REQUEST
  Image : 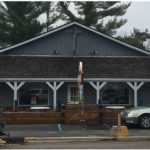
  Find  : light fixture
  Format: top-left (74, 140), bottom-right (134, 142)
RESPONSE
top-left (53, 50), bottom-right (58, 55)
top-left (91, 50), bottom-right (98, 55)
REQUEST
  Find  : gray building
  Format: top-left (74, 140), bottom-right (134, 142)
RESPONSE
top-left (0, 22), bottom-right (150, 110)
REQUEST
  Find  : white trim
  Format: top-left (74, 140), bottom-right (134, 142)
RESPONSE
top-left (17, 82), bottom-right (25, 90)
top-left (89, 82), bottom-right (107, 104)
top-left (137, 82), bottom-right (144, 90)
top-left (126, 82), bottom-right (144, 107)
top-left (99, 82), bottom-right (107, 90)
top-left (46, 82), bottom-right (54, 90)
top-left (0, 22), bottom-right (76, 53)
top-left (127, 82), bottom-right (144, 91)
top-left (56, 82), bottom-right (64, 90)
top-left (89, 82), bottom-right (97, 90)
top-left (127, 82), bottom-right (135, 90)
top-left (67, 84), bottom-right (79, 104)
top-left (6, 81), bottom-right (25, 91)
top-left (86, 78), bottom-right (150, 82)
top-left (1, 78), bottom-right (150, 82)
top-left (89, 82), bottom-right (107, 90)
top-left (48, 86), bottom-right (50, 106)
top-left (6, 82), bottom-right (25, 108)
top-left (75, 22), bottom-right (150, 56)
top-left (6, 82), bottom-right (15, 90)
top-left (46, 82), bottom-right (64, 111)
top-left (0, 22), bottom-right (150, 55)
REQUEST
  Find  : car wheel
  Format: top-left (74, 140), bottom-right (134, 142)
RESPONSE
top-left (139, 114), bottom-right (150, 129)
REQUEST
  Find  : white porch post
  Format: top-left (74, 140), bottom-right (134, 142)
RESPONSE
top-left (6, 82), bottom-right (25, 108)
top-left (46, 81), bottom-right (64, 111)
top-left (89, 82), bottom-right (107, 104)
top-left (127, 82), bottom-right (144, 107)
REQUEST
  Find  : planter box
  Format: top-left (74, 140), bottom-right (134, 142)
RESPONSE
top-left (3, 112), bottom-right (62, 124)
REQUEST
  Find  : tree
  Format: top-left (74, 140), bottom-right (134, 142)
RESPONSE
top-left (143, 39), bottom-right (150, 51)
top-left (59, 1), bottom-right (130, 35)
top-left (117, 28), bottom-right (150, 50)
top-left (40, 2), bottom-right (61, 32)
top-left (0, 2), bottom-right (44, 46)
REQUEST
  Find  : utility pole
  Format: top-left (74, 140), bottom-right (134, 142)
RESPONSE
top-left (78, 62), bottom-right (86, 129)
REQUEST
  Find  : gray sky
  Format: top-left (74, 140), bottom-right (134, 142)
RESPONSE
top-left (29, 1), bottom-right (150, 36)
top-left (55, 1), bottom-right (150, 36)
top-left (117, 2), bottom-right (150, 36)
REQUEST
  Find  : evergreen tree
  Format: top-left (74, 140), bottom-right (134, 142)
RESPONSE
top-left (0, 2), bottom-right (44, 47)
top-left (41, 2), bottom-right (61, 32)
top-left (117, 28), bottom-right (150, 50)
top-left (59, 1), bottom-right (130, 36)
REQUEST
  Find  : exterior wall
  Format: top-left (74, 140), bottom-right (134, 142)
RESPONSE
top-left (0, 82), bottom-right (98, 108)
top-left (84, 83), bottom-right (96, 104)
top-left (138, 83), bottom-right (150, 106)
top-left (2, 25), bottom-right (147, 56)
top-left (57, 83), bottom-right (68, 105)
top-left (0, 83), bottom-right (13, 107)
top-left (1, 82), bottom-right (150, 108)
top-left (57, 82), bottom-right (96, 105)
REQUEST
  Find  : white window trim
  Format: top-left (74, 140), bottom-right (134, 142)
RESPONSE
top-left (67, 84), bottom-right (79, 104)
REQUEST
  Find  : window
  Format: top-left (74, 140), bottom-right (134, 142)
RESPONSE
top-left (68, 85), bottom-right (79, 104)
top-left (101, 83), bottom-right (129, 105)
top-left (19, 88), bottom-right (49, 106)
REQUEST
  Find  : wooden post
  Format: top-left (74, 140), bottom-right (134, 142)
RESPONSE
top-left (127, 82), bottom-right (144, 107)
top-left (89, 82), bottom-right (107, 104)
top-left (46, 82), bottom-right (64, 111)
top-left (6, 82), bottom-right (25, 109)
top-left (118, 112), bottom-right (121, 127)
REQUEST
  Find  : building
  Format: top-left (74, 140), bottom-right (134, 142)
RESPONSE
top-left (0, 22), bottom-right (150, 112)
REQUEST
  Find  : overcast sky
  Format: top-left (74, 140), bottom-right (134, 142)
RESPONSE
top-left (117, 1), bottom-right (150, 36)
top-left (2, 1), bottom-right (149, 37)
top-left (49, 1), bottom-right (150, 36)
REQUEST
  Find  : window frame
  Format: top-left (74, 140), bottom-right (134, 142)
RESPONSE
top-left (18, 88), bottom-right (49, 106)
top-left (67, 84), bottom-right (79, 104)
top-left (100, 83), bottom-right (131, 106)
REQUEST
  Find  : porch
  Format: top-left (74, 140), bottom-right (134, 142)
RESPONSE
top-left (2, 104), bottom-right (132, 125)
top-left (1, 79), bottom-right (148, 108)
top-left (1, 56), bottom-right (150, 124)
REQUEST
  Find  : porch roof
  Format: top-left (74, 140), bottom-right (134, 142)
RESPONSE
top-left (0, 56), bottom-right (150, 79)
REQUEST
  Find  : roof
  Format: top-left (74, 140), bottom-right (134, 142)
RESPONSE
top-left (0, 22), bottom-right (150, 56)
top-left (0, 56), bottom-right (150, 79)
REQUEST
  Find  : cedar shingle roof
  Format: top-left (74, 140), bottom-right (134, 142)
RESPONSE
top-left (0, 56), bottom-right (150, 79)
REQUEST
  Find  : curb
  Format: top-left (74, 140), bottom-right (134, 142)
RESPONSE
top-left (24, 136), bottom-right (116, 143)
top-left (117, 136), bottom-right (150, 141)
top-left (2, 136), bottom-right (150, 144)
top-left (24, 136), bottom-right (150, 143)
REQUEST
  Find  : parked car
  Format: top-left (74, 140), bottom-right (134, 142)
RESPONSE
top-left (121, 106), bottom-right (150, 129)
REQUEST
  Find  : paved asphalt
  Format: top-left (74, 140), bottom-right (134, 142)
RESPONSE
top-left (2, 123), bottom-right (150, 139)
top-left (1, 124), bottom-right (150, 149)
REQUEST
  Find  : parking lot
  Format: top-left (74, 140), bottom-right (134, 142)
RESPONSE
top-left (2, 123), bottom-right (150, 138)
top-left (0, 123), bottom-right (150, 149)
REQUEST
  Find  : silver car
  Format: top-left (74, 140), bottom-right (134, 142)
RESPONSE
top-left (121, 107), bottom-right (150, 129)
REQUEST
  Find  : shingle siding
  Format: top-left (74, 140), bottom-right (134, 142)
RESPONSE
top-left (0, 56), bottom-right (150, 79)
